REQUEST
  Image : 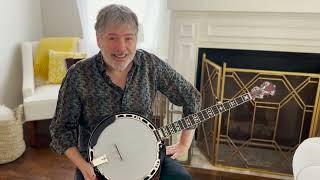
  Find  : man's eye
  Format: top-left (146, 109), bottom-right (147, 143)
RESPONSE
top-left (108, 37), bottom-right (116, 40)
top-left (126, 37), bottom-right (133, 41)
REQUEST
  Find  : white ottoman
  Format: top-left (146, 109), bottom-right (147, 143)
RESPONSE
top-left (293, 137), bottom-right (320, 180)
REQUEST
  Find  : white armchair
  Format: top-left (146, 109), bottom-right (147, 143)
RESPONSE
top-left (21, 40), bottom-right (85, 146)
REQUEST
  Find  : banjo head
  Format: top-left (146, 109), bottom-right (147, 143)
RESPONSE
top-left (88, 113), bottom-right (161, 180)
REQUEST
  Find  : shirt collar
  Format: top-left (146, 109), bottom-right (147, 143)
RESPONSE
top-left (96, 52), bottom-right (106, 75)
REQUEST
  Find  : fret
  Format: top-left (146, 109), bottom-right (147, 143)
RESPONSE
top-left (164, 126), bottom-right (171, 136)
top-left (206, 108), bottom-right (214, 118)
top-left (240, 95), bottom-right (245, 103)
top-left (161, 127), bottom-right (168, 137)
top-left (235, 96), bottom-right (243, 104)
top-left (199, 111), bottom-right (206, 121)
top-left (224, 102), bottom-right (230, 111)
top-left (223, 101), bottom-right (231, 110)
top-left (202, 110), bottom-right (210, 120)
top-left (174, 122), bottom-right (181, 131)
top-left (212, 106), bottom-right (219, 114)
top-left (211, 107), bottom-right (216, 116)
top-left (188, 116), bottom-right (196, 125)
top-left (168, 124), bottom-right (176, 134)
top-left (177, 120), bottom-right (185, 129)
top-left (230, 99), bottom-right (237, 107)
top-left (184, 117), bottom-right (192, 127)
top-left (243, 94), bottom-right (251, 101)
top-left (192, 114), bottom-right (201, 124)
top-left (180, 119), bottom-right (187, 129)
top-left (216, 104), bottom-right (225, 113)
top-left (228, 101), bottom-right (233, 109)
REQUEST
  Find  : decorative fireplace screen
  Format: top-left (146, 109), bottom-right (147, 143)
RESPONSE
top-left (197, 54), bottom-right (320, 175)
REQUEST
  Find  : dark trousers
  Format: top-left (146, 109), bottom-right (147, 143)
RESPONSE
top-left (74, 155), bottom-right (192, 180)
top-left (159, 156), bottom-right (192, 180)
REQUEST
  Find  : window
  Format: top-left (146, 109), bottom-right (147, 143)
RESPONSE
top-left (77, 0), bottom-right (169, 58)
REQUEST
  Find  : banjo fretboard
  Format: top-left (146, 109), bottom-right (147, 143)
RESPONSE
top-left (157, 93), bottom-right (253, 139)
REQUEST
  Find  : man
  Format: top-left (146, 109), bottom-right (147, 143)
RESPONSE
top-left (49, 4), bottom-right (201, 180)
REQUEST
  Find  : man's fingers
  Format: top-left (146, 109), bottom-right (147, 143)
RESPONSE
top-left (170, 153), bottom-right (177, 159)
top-left (90, 170), bottom-right (96, 179)
top-left (166, 148), bottom-right (174, 155)
top-left (166, 145), bottom-right (175, 150)
top-left (166, 146), bottom-right (176, 155)
top-left (84, 170), bottom-right (96, 180)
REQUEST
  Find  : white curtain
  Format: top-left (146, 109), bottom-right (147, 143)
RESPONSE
top-left (76, 0), bottom-right (170, 59)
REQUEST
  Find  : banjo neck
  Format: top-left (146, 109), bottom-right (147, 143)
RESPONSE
top-left (156, 93), bottom-right (253, 139)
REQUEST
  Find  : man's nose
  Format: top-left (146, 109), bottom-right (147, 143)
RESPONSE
top-left (115, 38), bottom-right (126, 51)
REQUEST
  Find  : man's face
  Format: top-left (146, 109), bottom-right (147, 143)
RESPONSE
top-left (97, 24), bottom-right (137, 72)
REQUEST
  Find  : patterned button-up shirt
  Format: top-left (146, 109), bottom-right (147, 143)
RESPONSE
top-left (49, 49), bottom-right (201, 158)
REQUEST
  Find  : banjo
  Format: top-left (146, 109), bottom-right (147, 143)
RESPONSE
top-left (88, 81), bottom-right (276, 180)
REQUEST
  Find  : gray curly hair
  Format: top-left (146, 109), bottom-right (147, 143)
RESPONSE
top-left (95, 4), bottom-right (139, 34)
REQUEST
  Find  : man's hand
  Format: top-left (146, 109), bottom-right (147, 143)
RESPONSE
top-left (166, 129), bottom-right (195, 159)
top-left (166, 142), bottom-right (189, 159)
top-left (79, 162), bottom-right (97, 180)
top-left (64, 147), bottom-right (97, 180)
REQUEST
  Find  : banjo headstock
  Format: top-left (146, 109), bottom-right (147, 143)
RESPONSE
top-left (250, 81), bottom-right (276, 100)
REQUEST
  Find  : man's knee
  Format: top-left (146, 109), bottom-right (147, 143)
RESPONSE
top-left (160, 156), bottom-right (193, 180)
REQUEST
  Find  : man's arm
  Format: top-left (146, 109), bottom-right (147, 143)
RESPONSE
top-left (49, 66), bottom-right (81, 155)
top-left (153, 55), bottom-right (201, 159)
top-left (49, 66), bottom-right (95, 179)
top-left (179, 129), bottom-right (195, 149)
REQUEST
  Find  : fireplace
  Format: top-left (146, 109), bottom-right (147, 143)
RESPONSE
top-left (167, 0), bottom-right (320, 177)
top-left (195, 49), bottom-right (320, 174)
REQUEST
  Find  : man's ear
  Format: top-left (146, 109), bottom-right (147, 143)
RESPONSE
top-left (96, 33), bottom-right (102, 48)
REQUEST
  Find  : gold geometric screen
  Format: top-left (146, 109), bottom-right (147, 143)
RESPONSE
top-left (197, 55), bottom-right (320, 175)
top-left (197, 55), bottom-right (221, 164)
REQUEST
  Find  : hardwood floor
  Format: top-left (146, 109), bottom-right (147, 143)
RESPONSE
top-left (0, 147), bottom-right (75, 180)
top-left (0, 121), bottom-right (285, 180)
top-left (0, 146), bottom-right (282, 180)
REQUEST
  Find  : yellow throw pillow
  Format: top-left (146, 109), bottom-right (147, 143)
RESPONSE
top-left (34, 37), bottom-right (80, 81)
top-left (48, 50), bottom-right (86, 84)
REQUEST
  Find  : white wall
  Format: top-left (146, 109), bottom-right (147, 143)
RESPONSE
top-left (41, 0), bottom-right (83, 37)
top-left (0, 0), bottom-right (42, 109)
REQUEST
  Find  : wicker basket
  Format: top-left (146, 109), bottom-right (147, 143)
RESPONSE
top-left (0, 104), bottom-right (26, 164)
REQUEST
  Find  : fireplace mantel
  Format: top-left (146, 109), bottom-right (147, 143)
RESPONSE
top-left (167, 2), bottom-right (320, 84)
top-left (168, 0), bottom-right (320, 13)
